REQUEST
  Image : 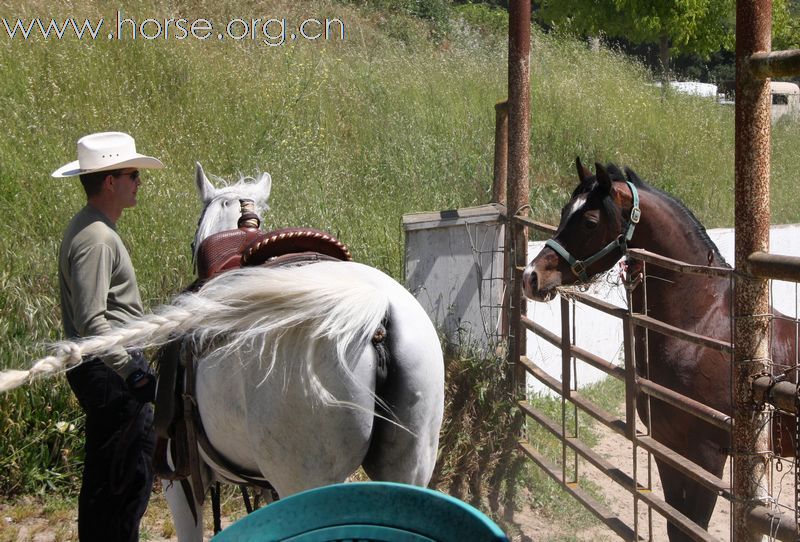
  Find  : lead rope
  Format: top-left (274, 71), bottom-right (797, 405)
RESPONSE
top-left (237, 199), bottom-right (260, 229)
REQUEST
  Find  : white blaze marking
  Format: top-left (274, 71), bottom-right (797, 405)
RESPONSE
top-left (566, 194), bottom-right (588, 222)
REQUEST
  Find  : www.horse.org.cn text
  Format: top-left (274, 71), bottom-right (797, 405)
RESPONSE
top-left (2, 11), bottom-right (346, 46)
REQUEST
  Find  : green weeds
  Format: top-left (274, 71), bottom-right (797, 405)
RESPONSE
top-left (1, 0), bottom-right (798, 513)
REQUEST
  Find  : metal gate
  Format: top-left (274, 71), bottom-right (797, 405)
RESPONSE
top-left (502, 0), bottom-right (800, 540)
top-left (512, 236), bottom-right (800, 541)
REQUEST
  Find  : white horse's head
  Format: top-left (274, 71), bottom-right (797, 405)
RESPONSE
top-left (192, 162), bottom-right (272, 261)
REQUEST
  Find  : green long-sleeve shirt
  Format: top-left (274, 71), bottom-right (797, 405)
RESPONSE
top-left (58, 205), bottom-right (144, 379)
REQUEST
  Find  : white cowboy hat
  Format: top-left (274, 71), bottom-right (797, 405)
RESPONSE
top-left (51, 131), bottom-right (165, 178)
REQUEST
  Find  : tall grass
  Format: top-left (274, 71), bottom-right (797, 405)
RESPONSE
top-left (1, 0), bottom-right (798, 498)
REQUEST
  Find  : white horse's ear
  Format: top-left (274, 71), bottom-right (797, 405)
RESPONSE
top-left (196, 162), bottom-right (216, 202)
top-left (255, 172), bottom-right (272, 203)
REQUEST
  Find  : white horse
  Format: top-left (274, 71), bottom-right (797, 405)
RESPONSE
top-left (0, 163), bottom-right (445, 541)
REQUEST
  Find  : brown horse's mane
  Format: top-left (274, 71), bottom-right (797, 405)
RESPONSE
top-left (578, 162), bottom-right (730, 268)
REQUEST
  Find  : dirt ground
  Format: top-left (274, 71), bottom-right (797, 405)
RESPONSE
top-left (3, 428), bottom-right (796, 542)
top-left (1, 488), bottom-right (549, 542)
top-left (0, 494), bottom-right (564, 542)
top-left (549, 422), bottom-right (798, 542)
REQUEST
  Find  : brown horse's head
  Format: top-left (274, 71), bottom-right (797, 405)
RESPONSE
top-left (523, 158), bottom-right (640, 301)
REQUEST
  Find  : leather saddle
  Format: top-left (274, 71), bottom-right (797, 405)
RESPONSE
top-left (196, 226), bottom-right (352, 281)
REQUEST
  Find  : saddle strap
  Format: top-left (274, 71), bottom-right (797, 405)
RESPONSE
top-left (152, 435), bottom-right (191, 482)
top-left (153, 341), bottom-right (191, 482)
top-left (153, 340), bottom-right (181, 440)
top-left (183, 340), bottom-right (278, 497)
top-left (182, 366), bottom-right (206, 507)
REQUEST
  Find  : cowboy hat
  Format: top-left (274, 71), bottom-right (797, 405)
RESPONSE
top-left (52, 131), bottom-right (165, 178)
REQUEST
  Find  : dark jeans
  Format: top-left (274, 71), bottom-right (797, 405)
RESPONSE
top-left (67, 357), bottom-right (156, 542)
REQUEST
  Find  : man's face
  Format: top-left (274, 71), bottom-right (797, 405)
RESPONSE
top-left (111, 169), bottom-right (141, 208)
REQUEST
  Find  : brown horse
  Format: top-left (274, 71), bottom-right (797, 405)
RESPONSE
top-left (522, 159), bottom-right (797, 542)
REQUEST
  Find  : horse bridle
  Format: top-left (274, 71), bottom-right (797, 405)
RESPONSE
top-left (545, 180), bottom-right (641, 282)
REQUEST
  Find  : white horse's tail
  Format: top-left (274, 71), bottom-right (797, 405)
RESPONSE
top-left (0, 264), bottom-right (391, 401)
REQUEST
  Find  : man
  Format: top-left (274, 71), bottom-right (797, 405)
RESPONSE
top-left (52, 132), bottom-right (164, 541)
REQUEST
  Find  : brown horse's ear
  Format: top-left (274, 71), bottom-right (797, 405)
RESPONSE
top-left (576, 157), bottom-right (592, 184)
top-left (595, 162), bottom-right (612, 193)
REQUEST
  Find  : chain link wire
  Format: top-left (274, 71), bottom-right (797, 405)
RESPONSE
top-left (794, 282), bottom-right (800, 534)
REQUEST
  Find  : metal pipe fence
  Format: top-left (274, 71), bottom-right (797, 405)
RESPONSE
top-left (512, 217), bottom-right (800, 541)
top-left (501, 2), bottom-right (800, 538)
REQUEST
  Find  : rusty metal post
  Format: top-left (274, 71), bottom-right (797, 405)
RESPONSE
top-left (507, 0), bottom-right (531, 396)
top-left (734, 0), bottom-right (773, 539)
top-left (492, 100), bottom-right (509, 205)
top-left (494, 100), bottom-right (510, 344)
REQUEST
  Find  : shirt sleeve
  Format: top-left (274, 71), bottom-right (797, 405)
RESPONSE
top-left (70, 243), bottom-right (134, 378)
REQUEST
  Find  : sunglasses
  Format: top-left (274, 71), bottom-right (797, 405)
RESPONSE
top-left (115, 170), bottom-right (140, 181)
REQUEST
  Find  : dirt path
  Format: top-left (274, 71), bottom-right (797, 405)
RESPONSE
top-left (3, 430), bottom-right (796, 541)
top-left (552, 422), bottom-right (798, 541)
top-left (2, 491), bottom-right (548, 542)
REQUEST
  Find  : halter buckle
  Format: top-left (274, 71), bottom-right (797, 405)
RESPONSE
top-left (630, 206), bottom-right (641, 224)
top-left (571, 261), bottom-right (587, 280)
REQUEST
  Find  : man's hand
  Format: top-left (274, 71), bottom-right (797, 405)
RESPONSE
top-left (125, 369), bottom-right (156, 403)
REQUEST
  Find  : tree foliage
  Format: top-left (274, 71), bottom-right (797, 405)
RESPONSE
top-left (535, 0), bottom-right (736, 60)
top-left (773, 0), bottom-right (800, 50)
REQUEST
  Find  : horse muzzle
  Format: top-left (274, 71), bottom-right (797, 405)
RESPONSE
top-left (522, 263), bottom-right (558, 302)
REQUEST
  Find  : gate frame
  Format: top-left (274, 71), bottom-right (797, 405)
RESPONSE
top-left (502, 0), bottom-right (800, 540)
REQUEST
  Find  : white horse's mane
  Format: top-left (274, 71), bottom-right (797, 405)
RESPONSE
top-left (0, 264), bottom-right (389, 407)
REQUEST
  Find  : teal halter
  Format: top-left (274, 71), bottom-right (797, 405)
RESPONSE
top-left (545, 181), bottom-right (641, 282)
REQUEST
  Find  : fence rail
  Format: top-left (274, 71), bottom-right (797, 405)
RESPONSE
top-left (514, 218), bottom-right (800, 540)
top-left (512, 215), bottom-right (557, 236)
top-left (748, 49), bottom-right (800, 78)
top-left (747, 251), bottom-right (800, 282)
top-left (626, 248), bottom-right (733, 278)
top-left (521, 316), bottom-right (625, 380)
top-left (518, 400), bottom-right (716, 542)
top-left (518, 354), bottom-right (732, 500)
top-left (505, 6), bottom-right (800, 540)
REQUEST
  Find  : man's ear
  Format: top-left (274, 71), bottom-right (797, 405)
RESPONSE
top-left (103, 172), bottom-right (116, 192)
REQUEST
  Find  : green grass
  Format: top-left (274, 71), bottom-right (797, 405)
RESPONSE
top-left (1, 0), bottom-right (799, 517)
top-left (0, 0), bottom-right (503, 494)
top-left (0, 485), bottom-right (250, 541)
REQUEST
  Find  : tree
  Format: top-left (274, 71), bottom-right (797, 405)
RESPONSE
top-left (773, 0), bottom-right (800, 50)
top-left (535, 0), bottom-right (736, 77)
